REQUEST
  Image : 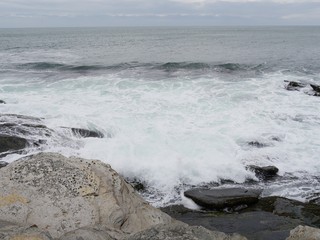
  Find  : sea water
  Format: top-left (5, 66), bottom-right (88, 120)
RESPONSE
top-left (1, 26), bottom-right (320, 206)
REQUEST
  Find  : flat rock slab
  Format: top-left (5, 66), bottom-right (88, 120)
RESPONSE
top-left (184, 188), bottom-right (262, 210)
top-left (161, 205), bottom-right (302, 240)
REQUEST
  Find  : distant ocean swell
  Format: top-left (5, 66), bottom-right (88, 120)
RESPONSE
top-left (13, 61), bottom-right (267, 73)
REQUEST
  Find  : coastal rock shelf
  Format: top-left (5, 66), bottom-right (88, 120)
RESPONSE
top-left (0, 114), bottom-right (104, 159)
top-left (0, 153), bottom-right (247, 240)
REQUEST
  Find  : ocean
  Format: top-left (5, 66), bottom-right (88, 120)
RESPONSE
top-left (1, 26), bottom-right (320, 206)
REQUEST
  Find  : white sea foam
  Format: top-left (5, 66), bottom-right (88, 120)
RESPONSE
top-left (1, 71), bottom-right (320, 205)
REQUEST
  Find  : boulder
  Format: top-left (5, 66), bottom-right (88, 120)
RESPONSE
top-left (0, 134), bottom-right (28, 154)
top-left (285, 81), bottom-right (306, 91)
top-left (286, 225), bottom-right (320, 240)
top-left (125, 222), bottom-right (247, 240)
top-left (0, 100), bottom-right (5, 104)
top-left (310, 84), bottom-right (320, 93)
top-left (184, 188), bottom-right (262, 210)
top-left (0, 153), bottom-right (172, 239)
top-left (246, 165), bottom-right (279, 180)
top-left (247, 141), bottom-right (268, 148)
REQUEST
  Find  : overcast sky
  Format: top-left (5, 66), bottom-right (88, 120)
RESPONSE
top-left (0, 0), bottom-right (320, 27)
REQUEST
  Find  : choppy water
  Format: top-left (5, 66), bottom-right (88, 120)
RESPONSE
top-left (1, 27), bottom-right (320, 206)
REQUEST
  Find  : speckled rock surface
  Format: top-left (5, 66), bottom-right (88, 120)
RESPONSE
top-left (286, 225), bottom-right (320, 240)
top-left (0, 153), bottom-right (172, 238)
top-left (0, 220), bottom-right (53, 240)
top-left (125, 222), bottom-right (248, 240)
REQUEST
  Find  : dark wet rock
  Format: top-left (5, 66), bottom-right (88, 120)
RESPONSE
top-left (310, 84), bottom-right (320, 93)
top-left (0, 161), bottom-right (9, 168)
top-left (161, 204), bottom-right (301, 240)
top-left (125, 178), bottom-right (147, 192)
top-left (310, 198), bottom-right (320, 205)
top-left (271, 136), bottom-right (282, 142)
top-left (285, 81), bottom-right (306, 91)
top-left (162, 196), bottom-right (320, 240)
top-left (0, 114), bottom-right (53, 158)
top-left (131, 181), bottom-right (146, 192)
top-left (249, 196), bottom-right (320, 227)
top-left (310, 84), bottom-right (320, 97)
top-left (246, 165), bottom-right (279, 180)
top-left (63, 127), bottom-right (104, 138)
top-left (184, 188), bottom-right (262, 210)
top-left (247, 141), bottom-right (269, 148)
top-left (0, 134), bottom-right (28, 154)
top-left (0, 100), bottom-right (5, 104)
top-left (125, 222), bottom-right (247, 240)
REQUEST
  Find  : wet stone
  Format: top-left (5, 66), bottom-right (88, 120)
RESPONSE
top-left (285, 81), bottom-right (306, 91)
top-left (184, 187), bottom-right (262, 210)
top-left (247, 141), bottom-right (269, 148)
top-left (0, 134), bottom-right (28, 154)
top-left (246, 165), bottom-right (279, 180)
top-left (310, 84), bottom-right (320, 93)
top-left (68, 127), bottom-right (104, 138)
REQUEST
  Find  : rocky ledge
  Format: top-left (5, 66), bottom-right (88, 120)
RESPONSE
top-left (0, 114), bottom-right (104, 159)
top-left (0, 153), bottom-right (249, 240)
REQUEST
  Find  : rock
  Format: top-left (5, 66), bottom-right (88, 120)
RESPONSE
top-left (184, 188), bottom-right (262, 210)
top-left (69, 127), bottom-right (104, 138)
top-left (0, 153), bottom-right (172, 238)
top-left (285, 81), bottom-right (306, 91)
top-left (0, 114), bottom-right (52, 158)
top-left (0, 100), bottom-right (5, 104)
top-left (126, 178), bottom-right (147, 192)
top-left (286, 225), bottom-right (320, 240)
top-left (161, 205), bottom-right (301, 240)
top-left (0, 161), bottom-right (8, 168)
top-left (310, 84), bottom-right (320, 93)
top-left (247, 141), bottom-right (268, 148)
top-left (0, 114), bottom-right (52, 138)
top-left (0, 220), bottom-right (53, 240)
top-left (125, 222), bottom-right (247, 240)
top-left (246, 165), bottom-right (279, 180)
top-left (0, 134), bottom-right (28, 154)
top-left (59, 225), bottom-right (118, 240)
top-left (250, 196), bottom-right (320, 227)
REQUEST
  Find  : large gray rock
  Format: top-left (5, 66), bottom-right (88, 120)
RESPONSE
top-left (286, 225), bottom-right (320, 240)
top-left (125, 222), bottom-right (247, 240)
top-left (0, 153), bottom-right (172, 238)
top-left (0, 220), bottom-right (53, 240)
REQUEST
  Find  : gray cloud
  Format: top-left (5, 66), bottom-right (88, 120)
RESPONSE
top-left (0, 0), bottom-right (319, 27)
